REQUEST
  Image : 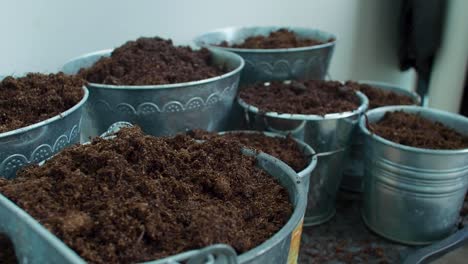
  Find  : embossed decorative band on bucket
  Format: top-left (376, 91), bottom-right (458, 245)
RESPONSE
top-left (0, 139), bottom-right (306, 263)
top-left (0, 87), bottom-right (89, 179)
top-left (194, 26), bottom-right (336, 85)
top-left (341, 81), bottom-right (421, 192)
top-left (360, 106), bottom-right (468, 245)
top-left (238, 91), bottom-right (369, 226)
top-left (62, 48), bottom-right (244, 139)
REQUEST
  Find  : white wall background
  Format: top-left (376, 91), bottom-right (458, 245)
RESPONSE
top-left (0, 0), bottom-right (415, 88)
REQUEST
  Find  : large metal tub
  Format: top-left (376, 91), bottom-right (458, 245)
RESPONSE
top-left (342, 81), bottom-right (421, 192)
top-left (360, 105), bottom-right (468, 245)
top-left (0, 87), bottom-right (89, 179)
top-left (0, 139), bottom-right (306, 263)
top-left (194, 26), bottom-right (336, 84)
top-left (62, 48), bottom-right (244, 139)
top-left (238, 89), bottom-right (369, 226)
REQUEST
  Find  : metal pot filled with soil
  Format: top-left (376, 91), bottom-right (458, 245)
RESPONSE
top-left (341, 81), bottom-right (421, 192)
top-left (237, 80), bottom-right (369, 226)
top-left (187, 129), bottom-right (317, 190)
top-left (194, 26), bottom-right (336, 84)
top-left (360, 106), bottom-right (468, 245)
top-left (62, 37), bottom-right (244, 139)
top-left (0, 73), bottom-right (88, 179)
top-left (0, 126), bottom-right (306, 263)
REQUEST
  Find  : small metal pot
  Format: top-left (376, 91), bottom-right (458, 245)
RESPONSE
top-left (218, 130), bottom-right (317, 191)
top-left (0, 87), bottom-right (89, 179)
top-left (360, 105), bottom-right (468, 245)
top-left (62, 48), bottom-right (244, 139)
top-left (194, 26), bottom-right (336, 85)
top-left (341, 81), bottom-right (421, 192)
top-left (0, 134), bottom-right (307, 263)
top-left (238, 90), bottom-right (369, 226)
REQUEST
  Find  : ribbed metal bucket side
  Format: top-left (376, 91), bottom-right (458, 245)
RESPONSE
top-left (62, 48), bottom-right (244, 139)
top-left (342, 81), bottom-right (421, 192)
top-left (360, 105), bottom-right (468, 245)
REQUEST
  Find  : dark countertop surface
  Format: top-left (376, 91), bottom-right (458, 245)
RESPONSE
top-left (299, 191), bottom-right (468, 264)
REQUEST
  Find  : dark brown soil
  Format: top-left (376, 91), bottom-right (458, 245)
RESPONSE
top-left (79, 37), bottom-right (225, 85)
top-left (369, 111), bottom-right (468, 149)
top-left (0, 235), bottom-right (17, 264)
top-left (239, 80), bottom-right (360, 115)
top-left (0, 127), bottom-right (292, 264)
top-left (345, 81), bottom-right (416, 109)
top-left (0, 73), bottom-right (84, 133)
top-left (219, 29), bottom-right (332, 49)
top-left (187, 130), bottom-right (309, 172)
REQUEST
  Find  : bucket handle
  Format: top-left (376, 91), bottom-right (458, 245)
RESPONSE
top-left (142, 244), bottom-right (238, 264)
top-left (99, 121), bottom-right (134, 138)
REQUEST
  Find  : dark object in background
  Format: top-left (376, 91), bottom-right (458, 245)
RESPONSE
top-left (461, 69), bottom-right (468, 117)
top-left (398, 0), bottom-right (446, 104)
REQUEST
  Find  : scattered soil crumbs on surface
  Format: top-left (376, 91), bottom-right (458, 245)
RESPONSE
top-left (79, 37), bottom-right (226, 85)
top-left (219, 29), bottom-right (332, 49)
top-left (369, 111), bottom-right (468, 149)
top-left (0, 127), bottom-right (292, 264)
top-left (239, 80), bottom-right (360, 115)
top-left (0, 73), bottom-right (84, 133)
top-left (345, 81), bottom-right (416, 109)
top-left (187, 130), bottom-right (309, 172)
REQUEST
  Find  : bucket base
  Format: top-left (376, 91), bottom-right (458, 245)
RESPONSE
top-left (303, 207), bottom-right (336, 227)
top-left (361, 210), bottom-right (438, 246)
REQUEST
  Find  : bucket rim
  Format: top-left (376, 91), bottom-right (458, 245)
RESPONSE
top-left (62, 48), bottom-right (244, 90)
top-left (359, 105), bottom-right (468, 155)
top-left (194, 26), bottom-right (337, 53)
top-left (238, 90), bottom-right (369, 121)
top-left (0, 86), bottom-right (89, 139)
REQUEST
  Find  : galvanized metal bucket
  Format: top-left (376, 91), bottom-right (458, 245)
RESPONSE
top-left (218, 130), bottom-right (317, 191)
top-left (0, 87), bottom-right (89, 179)
top-left (238, 90), bottom-right (369, 226)
top-left (360, 105), bottom-right (468, 245)
top-left (341, 81), bottom-right (421, 192)
top-left (62, 48), bottom-right (244, 140)
top-left (0, 131), bottom-right (306, 263)
top-left (194, 26), bottom-right (336, 84)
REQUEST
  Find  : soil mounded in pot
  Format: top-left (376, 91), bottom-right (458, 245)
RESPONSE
top-left (0, 127), bottom-right (292, 264)
top-left (219, 28), bottom-right (332, 49)
top-left (79, 37), bottom-right (226, 85)
top-left (345, 81), bottom-right (416, 109)
top-left (239, 80), bottom-right (360, 115)
top-left (0, 73), bottom-right (85, 133)
top-left (369, 111), bottom-right (468, 149)
top-left (187, 130), bottom-right (309, 172)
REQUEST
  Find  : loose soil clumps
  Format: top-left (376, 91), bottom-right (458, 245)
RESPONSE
top-left (219, 29), bottom-right (332, 49)
top-left (345, 81), bottom-right (415, 109)
top-left (187, 130), bottom-right (309, 172)
top-left (239, 80), bottom-right (360, 115)
top-left (369, 111), bottom-right (468, 149)
top-left (0, 73), bottom-right (84, 133)
top-left (0, 127), bottom-right (292, 263)
top-left (79, 37), bottom-right (225, 85)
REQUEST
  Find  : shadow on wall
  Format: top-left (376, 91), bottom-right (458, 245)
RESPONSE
top-left (349, 0), bottom-right (412, 87)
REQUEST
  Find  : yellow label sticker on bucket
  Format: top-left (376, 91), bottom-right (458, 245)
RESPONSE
top-left (287, 218), bottom-right (304, 264)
